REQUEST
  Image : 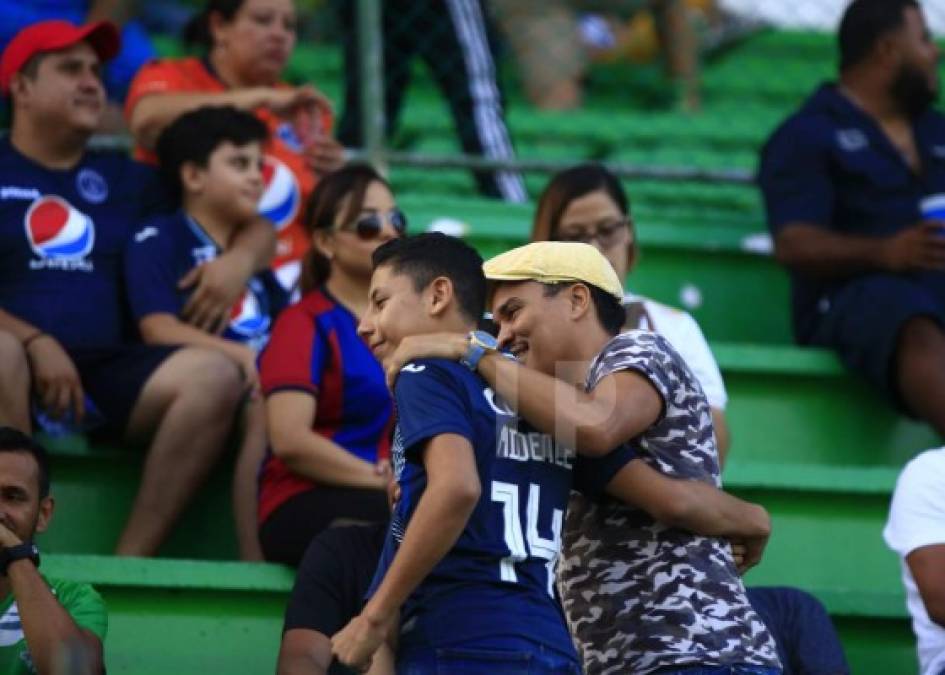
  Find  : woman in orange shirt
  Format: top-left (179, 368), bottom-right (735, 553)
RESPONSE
top-left (125, 0), bottom-right (344, 289)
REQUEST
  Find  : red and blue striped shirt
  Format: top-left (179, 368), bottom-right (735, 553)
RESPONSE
top-left (257, 287), bottom-right (393, 524)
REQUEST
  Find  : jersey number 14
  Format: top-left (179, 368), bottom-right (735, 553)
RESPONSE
top-left (491, 481), bottom-right (563, 598)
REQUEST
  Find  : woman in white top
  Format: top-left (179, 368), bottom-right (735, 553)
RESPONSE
top-left (532, 162), bottom-right (731, 458)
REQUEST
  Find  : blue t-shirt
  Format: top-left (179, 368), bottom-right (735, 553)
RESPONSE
top-left (369, 359), bottom-right (578, 658)
top-left (0, 138), bottom-right (164, 348)
top-left (759, 82), bottom-right (945, 338)
top-left (125, 211), bottom-right (287, 352)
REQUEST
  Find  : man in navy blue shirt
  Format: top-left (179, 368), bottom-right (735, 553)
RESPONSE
top-left (331, 233), bottom-right (583, 674)
top-left (0, 20), bottom-right (274, 556)
top-left (759, 0), bottom-right (945, 432)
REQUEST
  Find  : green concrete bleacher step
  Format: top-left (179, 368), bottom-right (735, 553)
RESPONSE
top-left (37, 550), bottom-right (914, 673)
top-left (41, 554), bottom-right (291, 674)
top-left (716, 343), bottom-right (938, 465)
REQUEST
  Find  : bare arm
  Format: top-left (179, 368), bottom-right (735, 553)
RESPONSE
top-left (0, 308), bottom-right (43, 343)
top-left (228, 217), bottom-right (277, 274)
top-left (603, 459), bottom-right (770, 571)
top-left (711, 408), bottom-right (730, 466)
top-left (774, 221), bottom-right (945, 279)
top-left (279, 630), bottom-right (394, 675)
top-left (177, 219), bottom-right (276, 334)
top-left (130, 86), bottom-right (331, 152)
top-left (383, 334), bottom-right (660, 457)
top-left (131, 91), bottom-right (267, 152)
top-left (266, 391), bottom-right (388, 490)
top-left (332, 434), bottom-right (480, 669)
top-left (0, 310), bottom-right (85, 422)
top-left (906, 544), bottom-right (945, 627)
top-left (605, 459), bottom-right (769, 538)
top-left (477, 351), bottom-right (662, 457)
top-left (278, 629), bottom-right (332, 675)
top-left (6, 548), bottom-right (103, 675)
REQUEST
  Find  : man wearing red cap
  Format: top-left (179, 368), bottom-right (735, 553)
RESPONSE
top-left (0, 20), bottom-right (275, 557)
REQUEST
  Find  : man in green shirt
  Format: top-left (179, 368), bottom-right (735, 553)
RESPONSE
top-left (0, 427), bottom-right (105, 674)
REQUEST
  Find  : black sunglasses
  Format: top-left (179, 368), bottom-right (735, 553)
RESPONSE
top-left (341, 209), bottom-right (408, 240)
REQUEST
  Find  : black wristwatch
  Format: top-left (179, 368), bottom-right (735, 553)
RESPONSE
top-left (0, 542), bottom-right (39, 575)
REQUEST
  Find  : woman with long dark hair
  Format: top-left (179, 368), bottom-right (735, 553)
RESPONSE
top-left (256, 164), bottom-right (405, 565)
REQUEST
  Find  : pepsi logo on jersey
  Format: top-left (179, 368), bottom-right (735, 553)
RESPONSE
top-left (228, 282), bottom-right (272, 352)
top-left (258, 156), bottom-right (300, 233)
top-left (25, 196), bottom-right (95, 272)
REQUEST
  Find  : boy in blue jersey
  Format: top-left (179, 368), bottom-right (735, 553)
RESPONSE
top-left (125, 106), bottom-right (288, 560)
top-left (0, 20), bottom-right (276, 557)
top-left (384, 243), bottom-right (783, 675)
top-left (331, 233), bottom-right (586, 674)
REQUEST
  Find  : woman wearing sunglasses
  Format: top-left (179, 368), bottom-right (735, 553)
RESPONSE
top-left (532, 162), bottom-right (732, 458)
top-left (255, 164), bottom-right (406, 565)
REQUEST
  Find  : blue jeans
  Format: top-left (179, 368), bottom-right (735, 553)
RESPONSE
top-left (397, 643), bottom-right (581, 675)
top-left (654, 667), bottom-right (781, 675)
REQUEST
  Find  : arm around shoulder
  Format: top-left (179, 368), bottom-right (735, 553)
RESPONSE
top-left (605, 459), bottom-right (770, 539)
top-left (477, 353), bottom-right (663, 457)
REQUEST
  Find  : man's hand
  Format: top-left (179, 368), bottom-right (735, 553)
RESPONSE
top-left (384, 333), bottom-right (468, 388)
top-left (178, 251), bottom-right (256, 333)
top-left (728, 504), bottom-right (771, 575)
top-left (26, 335), bottom-right (85, 423)
top-left (0, 520), bottom-right (22, 549)
top-left (729, 535), bottom-right (769, 575)
top-left (882, 221), bottom-right (945, 272)
top-left (331, 611), bottom-right (391, 673)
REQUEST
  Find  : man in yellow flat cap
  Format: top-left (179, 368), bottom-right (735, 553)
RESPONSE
top-left (384, 240), bottom-right (783, 675)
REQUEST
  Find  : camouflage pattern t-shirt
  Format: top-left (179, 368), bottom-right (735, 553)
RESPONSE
top-left (558, 330), bottom-right (780, 675)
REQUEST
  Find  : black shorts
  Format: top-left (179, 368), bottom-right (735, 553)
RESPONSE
top-left (259, 486), bottom-right (389, 566)
top-left (68, 344), bottom-right (179, 438)
top-left (807, 273), bottom-right (945, 411)
top-left (283, 523), bottom-right (386, 636)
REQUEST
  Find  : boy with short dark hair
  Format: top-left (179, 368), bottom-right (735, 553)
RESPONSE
top-left (125, 105), bottom-right (288, 560)
top-left (331, 233), bottom-right (589, 673)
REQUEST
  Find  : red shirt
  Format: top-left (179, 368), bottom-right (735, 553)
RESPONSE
top-left (256, 288), bottom-right (393, 523)
top-left (125, 57), bottom-right (332, 273)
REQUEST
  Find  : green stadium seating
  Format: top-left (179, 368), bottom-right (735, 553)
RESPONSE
top-left (37, 554), bottom-right (915, 674)
top-left (400, 194), bottom-right (792, 343)
top-left (42, 555), bottom-right (291, 675)
top-left (84, 26), bottom-right (938, 674)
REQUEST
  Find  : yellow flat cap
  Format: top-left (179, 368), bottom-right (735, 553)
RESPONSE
top-left (483, 241), bottom-right (624, 299)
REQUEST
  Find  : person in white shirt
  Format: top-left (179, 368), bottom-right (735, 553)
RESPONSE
top-left (885, 448), bottom-right (945, 675)
top-left (532, 162), bottom-right (730, 458)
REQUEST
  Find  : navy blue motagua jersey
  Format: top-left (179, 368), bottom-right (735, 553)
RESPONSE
top-left (0, 139), bottom-right (165, 348)
top-left (370, 358), bottom-right (577, 659)
top-left (125, 211), bottom-right (287, 352)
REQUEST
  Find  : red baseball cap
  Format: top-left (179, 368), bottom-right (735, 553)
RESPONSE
top-left (0, 20), bottom-right (120, 94)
